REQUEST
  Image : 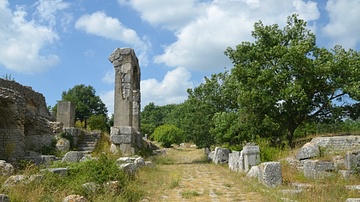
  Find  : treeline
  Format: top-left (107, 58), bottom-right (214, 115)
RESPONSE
top-left (141, 14), bottom-right (360, 149)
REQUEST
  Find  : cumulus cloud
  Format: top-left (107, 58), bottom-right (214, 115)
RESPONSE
top-left (141, 67), bottom-right (194, 107)
top-left (323, 0), bottom-right (360, 49)
top-left (75, 11), bottom-right (150, 66)
top-left (100, 67), bottom-right (193, 115)
top-left (35, 0), bottom-right (71, 28)
top-left (118, 0), bottom-right (207, 30)
top-left (149, 0), bottom-right (321, 72)
top-left (100, 90), bottom-right (115, 116)
top-left (153, 0), bottom-right (320, 72)
top-left (102, 70), bottom-right (115, 84)
top-left (0, 0), bottom-right (60, 73)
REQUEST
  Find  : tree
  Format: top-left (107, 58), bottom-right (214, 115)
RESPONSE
top-left (225, 14), bottom-right (360, 148)
top-left (182, 71), bottom-right (238, 148)
top-left (61, 84), bottom-right (108, 124)
top-left (152, 124), bottom-right (184, 148)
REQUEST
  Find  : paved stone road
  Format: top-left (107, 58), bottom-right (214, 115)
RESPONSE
top-left (143, 147), bottom-right (268, 202)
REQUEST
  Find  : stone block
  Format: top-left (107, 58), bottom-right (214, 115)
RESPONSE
top-left (63, 194), bottom-right (88, 202)
top-left (0, 194), bottom-right (10, 202)
top-left (120, 143), bottom-right (135, 156)
top-left (110, 134), bottom-right (132, 144)
top-left (56, 138), bottom-right (70, 152)
top-left (62, 151), bottom-right (84, 163)
top-left (0, 160), bottom-right (14, 176)
top-left (208, 151), bottom-right (215, 161)
top-left (346, 198), bottom-right (360, 202)
top-left (213, 147), bottom-right (230, 164)
top-left (243, 145), bottom-right (261, 171)
top-left (246, 162), bottom-right (282, 187)
top-left (345, 150), bottom-right (360, 170)
top-left (296, 142), bottom-right (319, 160)
top-left (260, 162), bottom-right (282, 187)
top-left (110, 143), bottom-right (120, 154)
top-left (229, 151), bottom-right (243, 172)
top-left (303, 160), bottom-right (336, 179)
top-left (41, 168), bottom-right (68, 176)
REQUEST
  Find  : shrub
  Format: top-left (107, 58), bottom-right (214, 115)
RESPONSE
top-left (153, 124), bottom-right (184, 148)
top-left (87, 114), bottom-right (109, 132)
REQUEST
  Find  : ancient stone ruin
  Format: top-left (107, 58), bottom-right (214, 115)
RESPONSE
top-left (108, 48), bottom-right (142, 155)
top-left (0, 79), bottom-right (55, 161)
top-left (56, 101), bottom-right (75, 127)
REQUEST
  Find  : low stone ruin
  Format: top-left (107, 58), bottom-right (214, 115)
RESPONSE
top-left (292, 135), bottom-right (360, 179)
top-left (209, 144), bottom-right (282, 187)
top-left (0, 78), bottom-right (58, 161)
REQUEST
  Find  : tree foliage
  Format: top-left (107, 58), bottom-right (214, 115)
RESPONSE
top-left (152, 124), bottom-right (184, 148)
top-left (225, 14), bottom-right (360, 147)
top-left (61, 84), bottom-right (108, 123)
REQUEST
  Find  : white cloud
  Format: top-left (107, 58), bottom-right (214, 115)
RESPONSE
top-left (35, 0), bottom-right (71, 28)
top-left (102, 70), bottom-right (115, 84)
top-left (323, 0), bottom-right (360, 49)
top-left (154, 0), bottom-right (320, 72)
top-left (75, 11), bottom-right (150, 66)
top-left (141, 67), bottom-right (194, 107)
top-left (100, 67), bottom-right (193, 115)
top-left (118, 0), bottom-right (207, 30)
top-left (0, 0), bottom-right (60, 73)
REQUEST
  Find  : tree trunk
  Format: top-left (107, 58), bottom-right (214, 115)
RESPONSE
top-left (287, 127), bottom-right (296, 149)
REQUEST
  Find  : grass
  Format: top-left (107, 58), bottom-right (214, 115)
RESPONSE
top-left (180, 190), bottom-right (201, 199)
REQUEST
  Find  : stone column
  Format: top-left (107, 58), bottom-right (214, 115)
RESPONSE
top-left (56, 101), bottom-right (75, 128)
top-left (108, 48), bottom-right (141, 155)
top-left (243, 145), bottom-right (261, 172)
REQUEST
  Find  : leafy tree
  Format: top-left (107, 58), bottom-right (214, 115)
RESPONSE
top-left (183, 71), bottom-right (238, 148)
top-left (152, 124), bottom-right (184, 147)
top-left (225, 14), bottom-right (360, 148)
top-left (61, 84), bottom-right (108, 124)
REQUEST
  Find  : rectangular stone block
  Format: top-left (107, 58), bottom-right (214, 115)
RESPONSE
top-left (303, 160), bottom-right (335, 179)
top-left (229, 151), bottom-right (244, 172)
top-left (345, 150), bottom-right (360, 170)
top-left (119, 126), bottom-right (134, 135)
top-left (110, 134), bottom-right (132, 144)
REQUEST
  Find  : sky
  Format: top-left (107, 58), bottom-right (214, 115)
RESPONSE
top-left (1, 0), bottom-right (360, 116)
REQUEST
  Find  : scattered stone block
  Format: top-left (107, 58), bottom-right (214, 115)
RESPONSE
top-left (63, 194), bottom-right (88, 202)
top-left (82, 182), bottom-right (100, 194)
top-left (41, 168), bottom-right (68, 176)
top-left (134, 157), bottom-right (145, 167)
top-left (243, 145), bottom-right (261, 172)
top-left (213, 147), bottom-right (230, 164)
top-left (3, 174), bottom-right (43, 187)
top-left (0, 160), bottom-right (14, 176)
top-left (345, 150), bottom-right (360, 170)
top-left (296, 142), bottom-right (319, 160)
top-left (62, 151), bottom-right (84, 163)
top-left (311, 136), bottom-right (360, 153)
top-left (246, 162), bottom-right (282, 187)
top-left (339, 170), bottom-right (355, 179)
top-left (0, 194), bottom-right (9, 202)
top-left (229, 151), bottom-right (243, 172)
top-left (346, 198), bottom-right (360, 202)
top-left (103, 181), bottom-right (121, 192)
top-left (56, 138), bottom-right (70, 152)
top-left (208, 151), bottom-right (215, 161)
top-left (303, 160), bottom-right (336, 179)
top-left (346, 185), bottom-right (360, 191)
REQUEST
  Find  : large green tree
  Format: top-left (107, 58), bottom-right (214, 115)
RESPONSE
top-left (225, 14), bottom-right (360, 148)
top-left (61, 84), bottom-right (108, 123)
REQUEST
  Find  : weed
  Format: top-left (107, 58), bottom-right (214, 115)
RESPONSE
top-left (181, 190), bottom-right (201, 199)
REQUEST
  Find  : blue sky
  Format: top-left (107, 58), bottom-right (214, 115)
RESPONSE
top-left (1, 0), bottom-right (359, 115)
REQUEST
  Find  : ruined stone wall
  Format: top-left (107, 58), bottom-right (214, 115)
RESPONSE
top-left (0, 79), bottom-right (55, 161)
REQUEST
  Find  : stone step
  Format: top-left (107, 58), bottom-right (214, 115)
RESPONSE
top-left (78, 146), bottom-right (95, 151)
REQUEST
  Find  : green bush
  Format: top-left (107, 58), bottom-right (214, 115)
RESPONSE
top-left (87, 114), bottom-right (109, 132)
top-left (153, 124), bottom-right (184, 148)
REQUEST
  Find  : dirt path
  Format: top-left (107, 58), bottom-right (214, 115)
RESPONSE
top-left (138, 147), bottom-right (270, 202)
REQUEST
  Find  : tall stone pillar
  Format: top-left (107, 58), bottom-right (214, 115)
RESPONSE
top-left (56, 101), bottom-right (75, 127)
top-left (108, 48), bottom-right (141, 155)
